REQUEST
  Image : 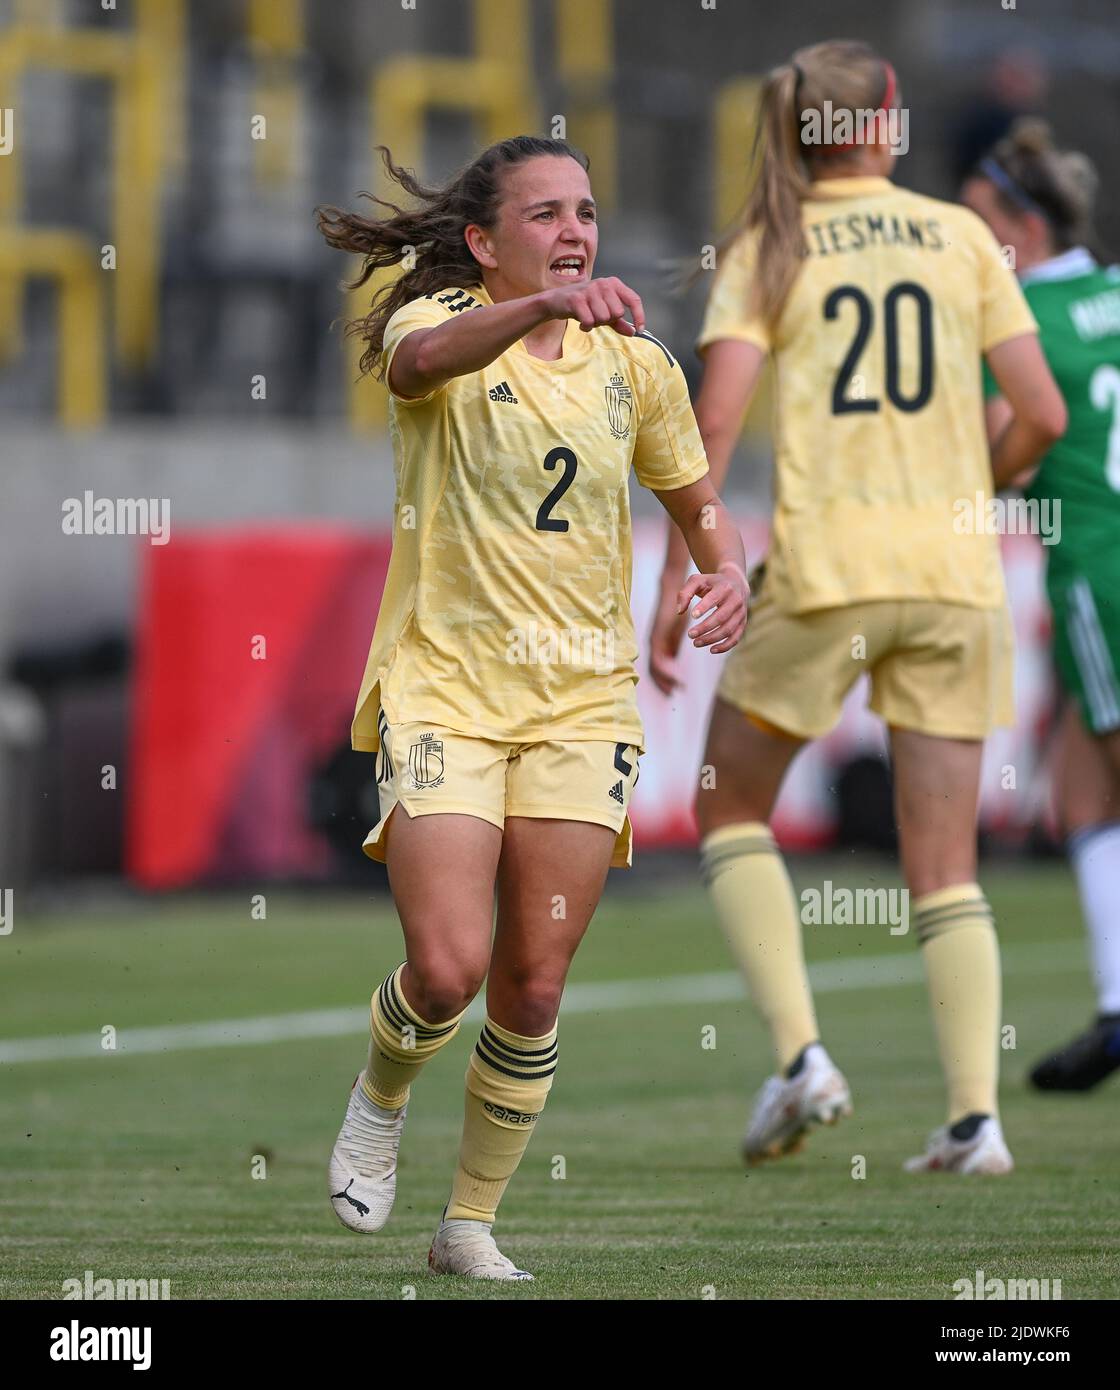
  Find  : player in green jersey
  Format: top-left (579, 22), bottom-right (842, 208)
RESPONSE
top-left (965, 119), bottom-right (1120, 1091)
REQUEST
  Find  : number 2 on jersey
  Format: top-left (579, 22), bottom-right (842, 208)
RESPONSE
top-left (535, 446), bottom-right (578, 531)
top-left (1090, 365), bottom-right (1120, 492)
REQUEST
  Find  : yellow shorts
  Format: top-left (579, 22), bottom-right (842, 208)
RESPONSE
top-left (362, 717), bottom-right (641, 868)
top-left (718, 583), bottom-right (1015, 741)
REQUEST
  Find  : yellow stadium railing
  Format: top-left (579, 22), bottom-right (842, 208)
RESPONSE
top-left (348, 57), bottom-right (535, 432)
top-left (0, 227), bottom-right (106, 428)
top-left (714, 77), bottom-right (761, 233)
top-left (136, 0), bottom-right (187, 182)
top-left (556, 0), bottom-right (616, 211)
top-left (248, 0), bottom-right (304, 185)
top-left (474, 0), bottom-right (532, 77)
top-left (713, 76), bottom-right (772, 438)
top-left (474, 0), bottom-right (617, 208)
top-left (0, 26), bottom-right (163, 371)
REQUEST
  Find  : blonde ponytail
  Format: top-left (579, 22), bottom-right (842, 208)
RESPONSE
top-left (744, 64), bottom-right (813, 323)
top-left (719, 40), bottom-right (896, 325)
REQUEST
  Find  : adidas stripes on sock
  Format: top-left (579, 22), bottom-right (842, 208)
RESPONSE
top-left (445, 1018), bottom-right (558, 1223)
top-left (361, 963), bottom-right (465, 1110)
top-left (914, 883), bottom-right (1001, 1123)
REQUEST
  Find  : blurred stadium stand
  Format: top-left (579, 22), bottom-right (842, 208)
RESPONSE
top-left (1, 0), bottom-right (1115, 888)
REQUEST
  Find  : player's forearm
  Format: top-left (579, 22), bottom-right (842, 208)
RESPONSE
top-left (677, 497), bottom-right (746, 585)
top-left (990, 414), bottom-right (1064, 489)
top-left (985, 335), bottom-right (1066, 487)
top-left (394, 293), bottom-right (553, 394)
top-left (659, 419), bottom-right (740, 590)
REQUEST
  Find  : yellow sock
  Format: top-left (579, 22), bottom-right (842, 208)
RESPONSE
top-left (914, 883), bottom-right (1001, 1122)
top-left (445, 1018), bottom-right (558, 1223)
top-left (361, 964), bottom-right (465, 1110)
top-left (700, 822), bottom-right (818, 1072)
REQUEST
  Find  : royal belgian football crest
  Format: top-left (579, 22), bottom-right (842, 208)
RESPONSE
top-left (407, 732), bottom-right (445, 788)
top-left (605, 373), bottom-right (632, 439)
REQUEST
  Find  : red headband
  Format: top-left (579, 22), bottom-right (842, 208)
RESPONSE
top-left (879, 62), bottom-right (897, 115)
top-left (821, 60), bottom-right (897, 153)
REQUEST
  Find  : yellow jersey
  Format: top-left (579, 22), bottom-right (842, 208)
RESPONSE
top-left (698, 176), bottom-right (1038, 614)
top-left (351, 283), bottom-right (709, 753)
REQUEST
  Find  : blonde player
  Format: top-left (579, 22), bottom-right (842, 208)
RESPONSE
top-left (316, 136), bottom-right (748, 1280)
top-left (649, 41), bottom-right (1066, 1173)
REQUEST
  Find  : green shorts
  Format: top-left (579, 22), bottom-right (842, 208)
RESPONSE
top-left (1049, 567), bottom-right (1120, 734)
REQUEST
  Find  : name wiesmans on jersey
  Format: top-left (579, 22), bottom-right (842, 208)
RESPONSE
top-left (804, 211), bottom-right (944, 259)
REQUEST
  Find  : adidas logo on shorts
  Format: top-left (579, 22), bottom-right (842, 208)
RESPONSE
top-left (488, 380), bottom-right (519, 403)
top-left (608, 779), bottom-right (625, 805)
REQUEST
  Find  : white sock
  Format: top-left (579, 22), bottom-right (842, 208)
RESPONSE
top-left (1069, 822), bottom-right (1120, 1016)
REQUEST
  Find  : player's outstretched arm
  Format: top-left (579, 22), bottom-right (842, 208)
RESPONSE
top-left (650, 340), bottom-right (762, 694)
top-left (653, 477), bottom-right (749, 675)
top-left (658, 341), bottom-right (763, 582)
top-left (388, 278), bottom-right (645, 399)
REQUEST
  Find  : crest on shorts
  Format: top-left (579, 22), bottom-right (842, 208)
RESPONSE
top-left (408, 733), bottom-right (444, 788)
top-left (605, 373), bottom-right (632, 439)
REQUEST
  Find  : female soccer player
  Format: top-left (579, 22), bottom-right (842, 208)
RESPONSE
top-left (964, 121), bottom-right (1120, 1093)
top-left (649, 41), bottom-right (1066, 1173)
top-left (317, 136), bottom-right (748, 1280)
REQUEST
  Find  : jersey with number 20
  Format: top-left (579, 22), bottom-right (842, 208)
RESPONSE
top-left (699, 176), bottom-right (1038, 615)
top-left (350, 284), bottom-right (709, 755)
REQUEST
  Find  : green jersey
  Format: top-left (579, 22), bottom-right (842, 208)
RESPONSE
top-left (985, 249), bottom-right (1120, 575)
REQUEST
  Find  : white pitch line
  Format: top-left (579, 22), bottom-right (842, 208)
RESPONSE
top-left (0, 940), bottom-right (1081, 1065)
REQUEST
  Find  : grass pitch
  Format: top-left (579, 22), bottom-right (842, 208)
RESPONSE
top-left (2, 859), bottom-right (1117, 1300)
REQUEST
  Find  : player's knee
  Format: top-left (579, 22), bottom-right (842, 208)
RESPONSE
top-left (1057, 783), bottom-right (1114, 837)
top-left (406, 958), bottom-right (486, 1023)
top-left (695, 780), bottom-right (769, 837)
top-left (493, 978), bottom-right (562, 1037)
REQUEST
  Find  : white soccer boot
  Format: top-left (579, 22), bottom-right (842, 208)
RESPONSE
top-left (903, 1113), bottom-right (1013, 1175)
top-left (427, 1217), bottom-right (534, 1282)
top-left (742, 1041), bottom-right (853, 1164)
top-left (328, 1075), bottom-right (407, 1232)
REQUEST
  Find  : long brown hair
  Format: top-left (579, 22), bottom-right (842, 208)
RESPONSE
top-left (978, 117), bottom-right (1099, 254)
top-left (722, 40), bottom-right (898, 324)
top-left (317, 136), bottom-right (589, 377)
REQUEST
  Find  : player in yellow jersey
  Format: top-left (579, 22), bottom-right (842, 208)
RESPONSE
top-left (649, 41), bottom-right (1066, 1173)
top-left (316, 136), bottom-right (748, 1279)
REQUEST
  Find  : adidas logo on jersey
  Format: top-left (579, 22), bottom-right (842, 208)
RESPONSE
top-left (488, 380), bottom-right (519, 403)
top-left (608, 779), bottom-right (625, 805)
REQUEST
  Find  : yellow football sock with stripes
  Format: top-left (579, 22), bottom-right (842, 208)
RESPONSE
top-left (914, 883), bottom-right (1001, 1123)
top-left (445, 1018), bottom-right (558, 1223)
top-left (360, 964), bottom-right (465, 1110)
top-left (700, 822), bottom-right (819, 1072)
